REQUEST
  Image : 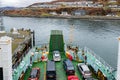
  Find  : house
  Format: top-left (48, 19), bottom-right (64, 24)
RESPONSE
top-left (55, 1), bottom-right (93, 8)
top-left (29, 3), bottom-right (60, 9)
top-left (93, 3), bottom-right (103, 7)
top-left (106, 13), bottom-right (116, 16)
top-left (72, 10), bottom-right (86, 16)
top-left (97, 4), bottom-right (103, 7)
top-left (87, 3), bottom-right (94, 7)
top-left (61, 11), bottom-right (69, 16)
top-left (108, 4), bottom-right (118, 8)
top-left (49, 12), bottom-right (57, 15)
top-left (108, 0), bottom-right (117, 3)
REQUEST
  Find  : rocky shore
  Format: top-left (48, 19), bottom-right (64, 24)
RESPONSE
top-left (48, 15), bottom-right (120, 20)
top-left (4, 14), bottom-right (120, 20)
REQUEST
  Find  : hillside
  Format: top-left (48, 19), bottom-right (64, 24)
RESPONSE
top-left (2, 0), bottom-right (120, 17)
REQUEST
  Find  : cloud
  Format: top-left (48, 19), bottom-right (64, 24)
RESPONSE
top-left (0, 0), bottom-right (54, 7)
top-left (1, 0), bottom-right (20, 7)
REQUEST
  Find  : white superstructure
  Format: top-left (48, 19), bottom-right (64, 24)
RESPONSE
top-left (0, 36), bottom-right (12, 80)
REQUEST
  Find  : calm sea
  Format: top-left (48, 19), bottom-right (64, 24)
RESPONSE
top-left (3, 16), bottom-right (120, 68)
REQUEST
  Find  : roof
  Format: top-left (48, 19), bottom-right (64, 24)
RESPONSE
top-left (55, 53), bottom-right (60, 56)
top-left (53, 0), bottom-right (86, 2)
top-left (81, 64), bottom-right (90, 71)
top-left (30, 69), bottom-right (38, 78)
top-left (65, 59), bottom-right (73, 66)
top-left (0, 36), bottom-right (11, 41)
top-left (74, 10), bottom-right (86, 12)
top-left (53, 50), bottom-right (60, 55)
top-left (28, 0), bottom-right (87, 6)
top-left (51, 30), bottom-right (63, 35)
top-left (47, 60), bottom-right (55, 71)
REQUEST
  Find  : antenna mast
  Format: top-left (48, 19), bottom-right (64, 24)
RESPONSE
top-left (117, 38), bottom-right (120, 80)
top-left (69, 24), bottom-right (74, 44)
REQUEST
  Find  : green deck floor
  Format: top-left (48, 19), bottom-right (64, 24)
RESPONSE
top-left (24, 61), bottom-right (46, 80)
top-left (55, 53), bottom-right (83, 80)
top-left (24, 52), bottom-right (96, 80)
top-left (56, 53), bottom-right (68, 80)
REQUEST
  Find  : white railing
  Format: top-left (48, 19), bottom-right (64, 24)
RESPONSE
top-left (84, 47), bottom-right (117, 80)
top-left (84, 47), bottom-right (115, 72)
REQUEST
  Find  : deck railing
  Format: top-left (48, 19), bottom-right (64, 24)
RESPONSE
top-left (84, 47), bottom-right (116, 79)
top-left (85, 47), bottom-right (115, 71)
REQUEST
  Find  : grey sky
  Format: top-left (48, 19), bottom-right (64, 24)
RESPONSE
top-left (0, 0), bottom-right (54, 7)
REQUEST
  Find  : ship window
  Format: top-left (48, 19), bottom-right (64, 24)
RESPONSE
top-left (0, 48), bottom-right (1, 52)
top-left (0, 67), bottom-right (3, 80)
top-left (80, 66), bottom-right (83, 71)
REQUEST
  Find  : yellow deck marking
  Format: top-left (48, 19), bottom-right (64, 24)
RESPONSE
top-left (44, 62), bottom-right (46, 80)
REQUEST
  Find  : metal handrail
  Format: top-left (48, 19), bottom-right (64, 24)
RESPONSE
top-left (84, 47), bottom-right (115, 72)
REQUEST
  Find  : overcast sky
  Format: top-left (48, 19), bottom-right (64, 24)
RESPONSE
top-left (0, 0), bottom-right (54, 7)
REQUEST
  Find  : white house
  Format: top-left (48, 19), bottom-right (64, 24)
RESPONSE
top-left (49, 12), bottom-right (57, 15)
top-left (30, 3), bottom-right (60, 9)
top-left (61, 11), bottom-right (69, 16)
top-left (108, 0), bottom-right (117, 3)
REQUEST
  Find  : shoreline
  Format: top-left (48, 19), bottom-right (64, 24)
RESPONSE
top-left (3, 15), bottom-right (120, 20)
